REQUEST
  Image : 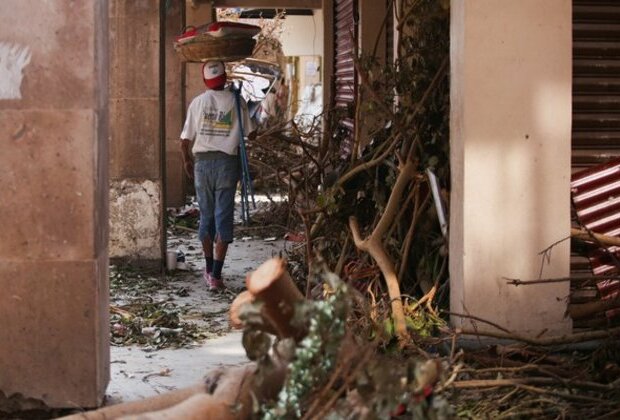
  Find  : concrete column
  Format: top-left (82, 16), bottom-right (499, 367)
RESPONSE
top-left (450, 0), bottom-right (572, 337)
top-left (166, 1), bottom-right (187, 207)
top-left (185, 2), bottom-right (214, 109)
top-left (0, 0), bottom-right (109, 408)
top-left (109, 0), bottom-right (163, 265)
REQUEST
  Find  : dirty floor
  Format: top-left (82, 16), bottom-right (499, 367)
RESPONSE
top-left (105, 227), bottom-right (290, 404)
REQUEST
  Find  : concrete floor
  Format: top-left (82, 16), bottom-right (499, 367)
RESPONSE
top-left (106, 332), bottom-right (247, 403)
top-left (105, 225), bottom-right (291, 405)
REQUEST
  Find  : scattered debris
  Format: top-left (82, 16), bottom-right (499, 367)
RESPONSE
top-left (108, 250), bottom-right (231, 350)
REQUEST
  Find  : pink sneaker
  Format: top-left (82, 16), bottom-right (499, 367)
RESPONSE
top-left (204, 270), bottom-right (225, 292)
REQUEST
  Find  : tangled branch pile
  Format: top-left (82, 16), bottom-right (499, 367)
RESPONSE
top-left (59, 258), bottom-right (620, 419)
top-left (237, 259), bottom-right (620, 419)
top-left (249, 0), bottom-right (450, 341)
top-left (235, 1), bottom-right (620, 417)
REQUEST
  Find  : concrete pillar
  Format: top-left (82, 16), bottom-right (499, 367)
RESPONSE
top-left (0, 0), bottom-right (109, 408)
top-left (165, 1), bottom-right (187, 208)
top-left (109, 0), bottom-right (163, 265)
top-left (450, 0), bottom-right (572, 337)
top-left (185, 2), bottom-right (214, 109)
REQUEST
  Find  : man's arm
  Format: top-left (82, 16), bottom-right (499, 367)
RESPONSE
top-left (180, 97), bottom-right (199, 179)
top-left (180, 138), bottom-right (194, 179)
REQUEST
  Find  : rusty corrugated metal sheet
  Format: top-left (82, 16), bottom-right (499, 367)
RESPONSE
top-left (571, 157), bottom-right (620, 319)
top-left (572, 0), bottom-right (620, 168)
top-left (571, 157), bottom-right (620, 274)
top-left (333, 0), bottom-right (357, 136)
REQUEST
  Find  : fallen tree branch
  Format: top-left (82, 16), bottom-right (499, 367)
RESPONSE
top-left (172, 224), bottom-right (198, 233)
top-left (63, 363), bottom-right (286, 420)
top-left (451, 377), bottom-right (615, 392)
top-left (348, 159), bottom-right (416, 343)
top-left (568, 294), bottom-right (620, 320)
top-left (515, 383), bottom-right (614, 404)
top-left (505, 275), bottom-right (620, 286)
top-left (397, 184), bottom-right (428, 283)
top-left (334, 133), bottom-right (400, 188)
top-left (572, 227), bottom-right (620, 248)
top-left (458, 326), bottom-right (620, 346)
top-left (445, 311), bottom-right (512, 334)
top-left (61, 385), bottom-right (207, 419)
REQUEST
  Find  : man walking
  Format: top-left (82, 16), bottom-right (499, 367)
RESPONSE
top-left (180, 61), bottom-right (253, 291)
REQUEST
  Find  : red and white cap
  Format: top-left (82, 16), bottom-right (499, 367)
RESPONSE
top-left (202, 61), bottom-right (226, 89)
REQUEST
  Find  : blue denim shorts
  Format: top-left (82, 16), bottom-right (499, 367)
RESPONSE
top-left (194, 154), bottom-right (240, 243)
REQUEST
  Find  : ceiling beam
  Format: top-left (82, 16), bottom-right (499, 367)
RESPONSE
top-left (194, 0), bottom-right (322, 9)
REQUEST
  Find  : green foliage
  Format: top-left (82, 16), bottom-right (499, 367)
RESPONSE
top-left (240, 268), bottom-right (349, 419)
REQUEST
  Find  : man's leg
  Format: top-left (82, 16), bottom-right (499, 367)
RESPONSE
top-left (212, 157), bottom-right (240, 283)
top-left (211, 235), bottom-right (229, 280)
top-left (194, 160), bottom-right (217, 281)
top-left (201, 225), bottom-right (214, 274)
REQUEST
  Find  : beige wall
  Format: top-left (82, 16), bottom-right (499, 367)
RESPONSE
top-left (109, 0), bottom-right (163, 263)
top-left (281, 12), bottom-right (324, 57)
top-left (0, 0), bottom-right (109, 407)
top-left (450, 0), bottom-right (572, 336)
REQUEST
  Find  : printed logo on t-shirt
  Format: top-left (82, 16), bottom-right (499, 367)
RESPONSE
top-left (200, 107), bottom-right (233, 137)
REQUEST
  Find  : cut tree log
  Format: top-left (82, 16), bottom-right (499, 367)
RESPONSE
top-left (246, 257), bottom-right (304, 339)
top-left (61, 385), bottom-right (206, 419)
top-left (62, 361), bottom-right (288, 420)
top-left (229, 290), bottom-right (255, 330)
top-left (121, 394), bottom-right (229, 420)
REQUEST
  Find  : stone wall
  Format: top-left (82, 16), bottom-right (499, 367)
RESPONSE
top-left (109, 0), bottom-right (163, 263)
top-left (0, 0), bottom-right (109, 407)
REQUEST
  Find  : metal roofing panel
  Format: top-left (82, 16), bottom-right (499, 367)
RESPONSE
top-left (571, 157), bottom-right (620, 308)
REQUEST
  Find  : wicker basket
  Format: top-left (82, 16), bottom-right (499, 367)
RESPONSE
top-left (174, 36), bottom-right (256, 63)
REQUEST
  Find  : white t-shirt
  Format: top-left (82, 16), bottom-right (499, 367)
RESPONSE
top-left (180, 89), bottom-right (253, 156)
